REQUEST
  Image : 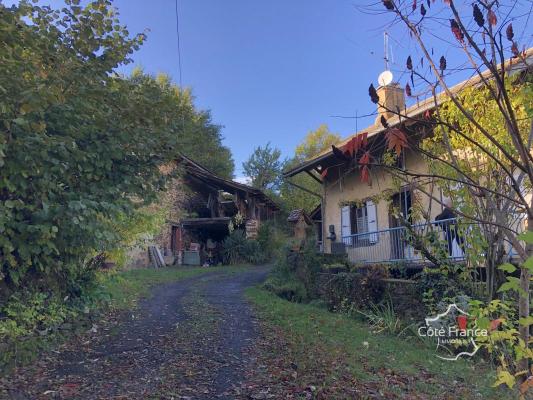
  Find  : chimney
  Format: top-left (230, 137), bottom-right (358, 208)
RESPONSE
top-left (375, 82), bottom-right (405, 125)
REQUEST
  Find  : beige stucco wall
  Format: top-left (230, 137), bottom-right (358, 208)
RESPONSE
top-left (322, 149), bottom-right (444, 260)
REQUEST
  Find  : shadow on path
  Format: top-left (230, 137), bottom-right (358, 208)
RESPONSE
top-left (2, 265), bottom-right (271, 400)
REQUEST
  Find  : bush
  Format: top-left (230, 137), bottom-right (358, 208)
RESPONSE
top-left (319, 265), bottom-right (389, 312)
top-left (222, 230), bottom-right (267, 265)
top-left (262, 276), bottom-right (308, 303)
top-left (263, 240), bottom-right (322, 303)
top-left (256, 220), bottom-right (289, 261)
top-left (414, 267), bottom-right (472, 315)
top-left (0, 288), bottom-right (101, 371)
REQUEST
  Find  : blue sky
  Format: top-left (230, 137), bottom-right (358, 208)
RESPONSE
top-left (5, 1), bottom-right (532, 178)
top-left (114, 0), bottom-right (392, 178)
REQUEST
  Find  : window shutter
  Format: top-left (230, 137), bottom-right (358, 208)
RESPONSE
top-left (341, 206), bottom-right (351, 239)
top-left (366, 200), bottom-right (378, 243)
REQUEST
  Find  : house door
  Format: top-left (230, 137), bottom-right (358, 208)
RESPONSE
top-left (389, 189), bottom-right (412, 260)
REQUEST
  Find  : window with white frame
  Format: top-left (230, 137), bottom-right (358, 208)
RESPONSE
top-left (341, 200), bottom-right (378, 247)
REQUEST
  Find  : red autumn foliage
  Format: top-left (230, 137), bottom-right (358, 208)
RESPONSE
top-left (405, 83), bottom-right (412, 97)
top-left (359, 151), bottom-right (371, 184)
top-left (337, 132), bottom-right (369, 158)
top-left (450, 19), bottom-right (464, 43)
top-left (385, 128), bottom-right (408, 156)
top-left (439, 56), bottom-right (447, 73)
top-left (369, 83), bottom-right (379, 104)
top-left (489, 318), bottom-right (503, 332)
top-left (332, 145), bottom-right (350, 162)
top-left (506, 23), bottom-right (514, 41)
top-left (473, 4), bottom-right (484, 27)
top-left (360, 165), bottom-right (371, 184)
top-left (487, 9), bottom-right (497, 27)
top-left (359, 151), bottom-right (370, 166)
top-left (382, 0), bottom-right (394, 11)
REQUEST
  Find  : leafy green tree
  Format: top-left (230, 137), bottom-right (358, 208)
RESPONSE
top-left (294, 124), bottom-right (341, 163)
top-left (129, 71), bottom-right (234, 178)
top-left (0, 0), bottom-right (232, 300)
top-left (242, 142), bottom-right (284, 191)
top-left (281, 125), bottom-right (340, 212)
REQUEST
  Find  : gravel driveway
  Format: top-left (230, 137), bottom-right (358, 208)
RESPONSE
top-left (2, 265), bottom-right (271, 400)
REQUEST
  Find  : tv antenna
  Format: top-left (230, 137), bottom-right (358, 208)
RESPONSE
top-left (378, 32), bottom-right (394, 86)
top-left (384, 31), bottom-right (390, 70)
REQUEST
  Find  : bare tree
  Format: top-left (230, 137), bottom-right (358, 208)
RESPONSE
top-left (345, 0), bottom-right (532, 381)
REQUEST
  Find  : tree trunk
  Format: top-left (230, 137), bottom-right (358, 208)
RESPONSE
top-left (518, 215), bottom-right (532, 377)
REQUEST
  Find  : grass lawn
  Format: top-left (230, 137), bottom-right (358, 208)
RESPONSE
top-left (246, 287), bottom-right (513, 399)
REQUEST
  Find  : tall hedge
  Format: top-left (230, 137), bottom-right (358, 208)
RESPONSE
top-left (0, 0), bottom-right (232, 299)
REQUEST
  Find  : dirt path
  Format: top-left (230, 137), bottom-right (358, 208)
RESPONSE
top-left (2, 266), bottom-right (271, 400)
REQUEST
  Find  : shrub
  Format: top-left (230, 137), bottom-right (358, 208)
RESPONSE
top-left (222, 230), bottom-right (267, 265)
top-left (319, 265), bottom-right (389, 311)
top-left (256, 220), bottom-right (289, 261)
top-left (414, 267), bottom-right (472, 315)
top-left (356, 300), bottom-right (407, 336)
top-left (263, 240), bottom-right (322, 303)
top-left (262, 276), bottom-right (308, 303)
top-left (0, 288), bottom-right (100, 371)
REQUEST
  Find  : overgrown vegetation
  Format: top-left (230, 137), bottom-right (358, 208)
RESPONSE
top-left (262, 240), bottom-right (322, 302)
top-left (222, 230), bottom-right (266, 265)
top-left (222, 220), bottom-right (288, 265)
top-left (0, 265), bottom-right (211, 371)
top-left (247, 287), bottom-right (511, 399)
top-left (0, 0), bottom-right (235, 364)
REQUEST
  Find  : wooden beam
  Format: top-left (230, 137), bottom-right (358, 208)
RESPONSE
top-left (285, 179), bottom-right (322, 198)
top-left (305, 170), bottom-right (322, 184)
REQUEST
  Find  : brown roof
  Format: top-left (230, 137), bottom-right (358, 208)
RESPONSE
top-left (284, 48), bottom-right (533, 178)
top-left (177, 154), bottom-right (281, 211)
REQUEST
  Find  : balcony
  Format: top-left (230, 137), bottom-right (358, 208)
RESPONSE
top-left (341, 218), bottom-right (466, 265)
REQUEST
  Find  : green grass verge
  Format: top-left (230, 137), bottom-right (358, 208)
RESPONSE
top-left (99, 265), bottom-right (254, 310)
top-left (246, 287), bottom-right (512, 399)
top-left (98, 266), bottom-right (212, 309)
top-left (99, 264), bottom-right (255, 310)
top-left (0, 265), bottom-right (249, 371)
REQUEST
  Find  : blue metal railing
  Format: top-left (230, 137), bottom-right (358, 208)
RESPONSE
top-left (341, 218), bottom-right (466, 264)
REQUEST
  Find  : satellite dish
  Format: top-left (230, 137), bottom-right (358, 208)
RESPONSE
top-left (378, 70), bottom-right (394, 86)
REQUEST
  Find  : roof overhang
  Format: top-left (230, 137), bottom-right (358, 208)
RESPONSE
top-left (181, 217), bottom-right (231, 226)
top-left (177, 154), bottom-right (281, 211)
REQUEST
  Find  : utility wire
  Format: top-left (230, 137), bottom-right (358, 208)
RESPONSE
top-left (174, 0), bottom-right (183, 88)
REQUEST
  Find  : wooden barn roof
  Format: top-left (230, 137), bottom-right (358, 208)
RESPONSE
top-left (177, 154), bottom-right (281, 212)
